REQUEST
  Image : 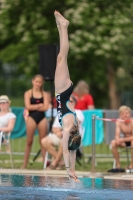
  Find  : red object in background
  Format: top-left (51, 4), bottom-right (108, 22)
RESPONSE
top-left (52, 97), bottom-right (57, 108)
top-left (73, 93), bottom-right (94, 110)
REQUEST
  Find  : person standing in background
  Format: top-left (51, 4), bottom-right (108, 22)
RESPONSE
top-left (21, 74), bottom-right (49, 168)
top-left (73, 80), bottom-right (95, 110)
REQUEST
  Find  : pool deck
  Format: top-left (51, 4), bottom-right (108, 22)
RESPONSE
top-left (0, 169), bottom-right (133, 180)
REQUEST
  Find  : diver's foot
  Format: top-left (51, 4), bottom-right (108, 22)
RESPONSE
top-left (55, 19), bottom-right (60, 26)
top-left (54, 10), bottom-right (69, 28)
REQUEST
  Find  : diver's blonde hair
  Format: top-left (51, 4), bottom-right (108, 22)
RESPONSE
top-left (68, 124), bottom-right (81, 150)
top-left (119, 105), bottom-right (131, 114)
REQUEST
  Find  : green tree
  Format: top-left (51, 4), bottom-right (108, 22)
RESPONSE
top-left (65, 1), bottom-right (133, 108)
top-left (1, 0), bottom-right (133, 108)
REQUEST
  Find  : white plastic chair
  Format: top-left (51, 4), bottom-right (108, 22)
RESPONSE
top-left (109, 142), bottom-right (132, 169)
top-left (43, 133), bottom-right (57, 169)
top-left (0, 131), bottom-right (14, 168)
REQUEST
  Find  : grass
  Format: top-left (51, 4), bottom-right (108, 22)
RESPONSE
top-left (0, 155), bottom-right (128, 172)
top-left (0, 138), bottom-right (129, 172)
top-left (10, 135), bottom-right (41, 153)
top-left (10, 97), bottom-right (24, 107)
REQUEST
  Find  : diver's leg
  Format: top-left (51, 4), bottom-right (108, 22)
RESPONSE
top-left (54, 11), bottom-right (71, 93)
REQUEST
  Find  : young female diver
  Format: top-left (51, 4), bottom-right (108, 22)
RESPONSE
top-left (54, 11), bottom-right (81, 182)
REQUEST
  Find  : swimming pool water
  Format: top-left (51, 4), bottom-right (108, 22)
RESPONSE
top-left (0, 174), bottom-right (133, 200)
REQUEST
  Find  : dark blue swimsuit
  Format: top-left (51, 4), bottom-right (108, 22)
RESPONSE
top-left (55, 84), bottom-right (77, 126)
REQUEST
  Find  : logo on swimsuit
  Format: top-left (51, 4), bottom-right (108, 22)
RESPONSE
top-left (56, 95), bottom-right (61, 108)
top-left (56, 94), bottom-right (62, 125)
top-left (58, 110), bottom-right (62, 123)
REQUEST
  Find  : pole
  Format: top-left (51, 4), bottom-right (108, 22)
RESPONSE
top-left (90, 114), bottom-right (103, 178)
top-left (49, 80), bottom-right (54, 132)
top-left (91, 114), bottom-right (96, 173)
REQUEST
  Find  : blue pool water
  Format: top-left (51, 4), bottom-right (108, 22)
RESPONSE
top-left (0, 174), bottom-right (133, 200)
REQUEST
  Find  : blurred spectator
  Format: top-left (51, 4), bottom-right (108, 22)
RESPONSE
top-left (41, 115), bottom-right (63, 169)
top-left (73, 80), bottom-right (95, 110)
top-left (0, 95), bottom-right (16, 152)
top-left (21, 74), bottom-right (49, 168)
top-left (43, 95), bottom-right (85, 170)
top-left (46, 91), bottom-right (57, 109)
top-left (108, 106), bottom-right (133, 173)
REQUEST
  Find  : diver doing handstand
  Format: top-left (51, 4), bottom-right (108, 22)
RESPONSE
top-left (54, 10), bottom-right (81, 182)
